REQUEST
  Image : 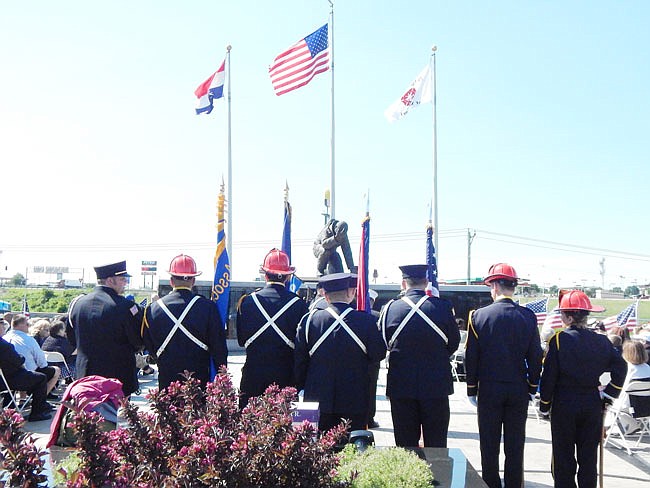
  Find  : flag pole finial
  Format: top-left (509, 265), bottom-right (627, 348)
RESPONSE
top-left (284, 181), bottom-right (289, 202)
top-left (226, 45), bottom-right (232, 52)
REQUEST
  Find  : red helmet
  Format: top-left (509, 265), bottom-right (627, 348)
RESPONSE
top-left (557, 290), bottom-right (605, 312)
top-left (168, 254), bottom-right (202, 277)
top-left (483, 263), bottom-right (519, 284)
top-left (261, 248), bottom-right (295, 274)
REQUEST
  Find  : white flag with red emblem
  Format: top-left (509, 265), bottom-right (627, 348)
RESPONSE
top-left (384, 64), bottom-right (432, 122)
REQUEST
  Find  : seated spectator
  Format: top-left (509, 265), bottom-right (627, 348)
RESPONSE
top-left (0, 336), bottom-right (52, 422)
top-left (29, 319), bottom-right (51, 347)
top-left (606, 340), bottom-right (650, 434)
top-left (5, 314), bottom-right (60, 398)
top-left (42, 320), bottom-right (77, 380)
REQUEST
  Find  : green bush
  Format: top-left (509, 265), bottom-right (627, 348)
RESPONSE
top-left (336, 445), bottom-right (434, 488)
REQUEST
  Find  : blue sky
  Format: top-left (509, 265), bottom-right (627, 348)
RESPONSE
top-left (1, 1), bottom-right (648, 289)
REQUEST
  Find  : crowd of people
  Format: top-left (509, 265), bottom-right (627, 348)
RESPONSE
top-left (2, 253), bottom-right (650, 488)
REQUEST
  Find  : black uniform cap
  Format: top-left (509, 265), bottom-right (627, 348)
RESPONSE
top-left (399, 264), bottom-right (428, 280)
top-left (94, 261), bottom-right (131, 279)
top-left (319, 272), bottom-right (358, 292)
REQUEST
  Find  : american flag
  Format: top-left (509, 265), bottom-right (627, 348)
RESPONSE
top-left (542, 308), bottom-right (564, 330)
top-left (269, 24), bottom-right (329, 96)
top-left (602, 301), bottom-right (638, 331)
top-left (525, 297), bottom-right (548, 326)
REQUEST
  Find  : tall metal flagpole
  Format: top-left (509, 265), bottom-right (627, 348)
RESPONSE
top-left (226, 45), bottom-right (233, 270)
top-left (431, 46), bottom-right (438, 270)
top-left (328, 0), bottom-right (336, 219)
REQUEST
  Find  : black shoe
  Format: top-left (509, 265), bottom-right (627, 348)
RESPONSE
top-left (43, 402), bottom-right (56, 412)
top-left (47, 392), bottom-right (60, 401)
top-left (28, 411), bottom-right (52, 422)
top-left (368, 420), bottom-right (380, 429)
top-left (140, 366), bottom-right (154, 376)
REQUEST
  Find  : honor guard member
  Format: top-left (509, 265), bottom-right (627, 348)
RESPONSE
top-left (308, 282), bottom-right (328, 311)
top-left (142, 255), bottom-right (228, 390)
top-left (237, 249), bottom-right (309, 408)
top-left (465, 263), bottom-right (543, 488)
top-left (295, 273), bottom-right (386, 432)
top-left (380, 265), bottom-right (460, 447)
top-left (68, 261), bottom-right (144, 397)
top-left (539, 290), bottom-right (626, 488)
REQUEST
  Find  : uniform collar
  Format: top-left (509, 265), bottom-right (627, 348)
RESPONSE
top-left (173, 286), bottom-right (193, 291)
top-left (266, 282), bottom-right (286, 288)
top-left (495, 295), bottom-right (514, 302)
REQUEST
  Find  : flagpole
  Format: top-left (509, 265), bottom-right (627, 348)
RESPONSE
top-left (226, 45), bottom-right (233, 272)
top-left (431, 45), bottom-right (438, 272)
top-left (328, 0), bottom-right (336, 219)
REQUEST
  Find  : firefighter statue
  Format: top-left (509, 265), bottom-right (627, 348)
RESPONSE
top-left (313, 219), bottom-right (357, 276)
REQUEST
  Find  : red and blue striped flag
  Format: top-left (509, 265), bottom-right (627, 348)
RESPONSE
top-left (195, 59), bottom-right (225, 115)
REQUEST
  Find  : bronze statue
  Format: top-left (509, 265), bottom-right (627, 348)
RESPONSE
top-left (313, 219), bottom-right (357, 276)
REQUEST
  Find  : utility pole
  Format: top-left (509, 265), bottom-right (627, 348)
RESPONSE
top-left (467, 229), bottom-right (476, 285)
top-left (599, 258), bottom-right (606, 290)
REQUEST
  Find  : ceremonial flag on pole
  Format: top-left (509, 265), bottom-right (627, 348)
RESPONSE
top-left (525, 297), bottom-right (549, 327)
top-left (426, 215), bottom-right (440, 297)
top-left (21, 297), bottom-right (30, 318)
top-left (281, 184), bottom-right (302, 293)
top-left (385, 64), bottom-right (432, 122)
top-left (195, 59), bottom-right (226, 115)
top-left (211, 181), bottom-right (231, 328)
top-left (602, 301), bottom-right (638, 331)
top-left (269, 24), bottom-right (330, 96)
top-left (356, 199), bottom-right (371, 312)
top-left (139, 297), bottom-right (148, 308)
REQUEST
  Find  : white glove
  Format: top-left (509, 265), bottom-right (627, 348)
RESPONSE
top-left (468, 396), bottom-right (478, 407)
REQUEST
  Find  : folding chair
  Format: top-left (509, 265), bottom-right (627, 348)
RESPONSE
top-left (604, 377), bottom-right (650, 454)
top-left (43, 350), bottom-right (74, 381)
top-left (450, 350), bottom-right (465, 382)
top-left (0, 367), bottom-right (34, 416)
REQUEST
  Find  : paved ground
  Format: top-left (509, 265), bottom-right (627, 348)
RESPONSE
top-left (22, 349), bottom-right (650, 487)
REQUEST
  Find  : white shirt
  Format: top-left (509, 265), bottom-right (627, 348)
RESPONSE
top-left (4, 329), bottom-right (48, 371)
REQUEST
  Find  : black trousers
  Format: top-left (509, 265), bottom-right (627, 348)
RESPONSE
top-left (390, 397), bottom-right (450, 447)
top-left (318, 412), bottom-right (366, 433)
top-left (3, 369), bottom-right (48, 414)
top-left (477, 381), bottom-right (528, 488)
top-left (550, 390), bottom-right (602, 488)
top-left (367, 361), bottom-right (380, 423)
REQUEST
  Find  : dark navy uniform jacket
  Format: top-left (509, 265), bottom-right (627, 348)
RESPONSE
top-left (294, 302), bottom-right (386, 415)
top-left (142, 287), bottom-right (228, 390)
top-left (465, 297), bottom-right (543, 397)
top-left (382, 289), bottom-right (460, 399)
top-left (69, 285), bottom-right (143, 396)
top-left (539, 326), bottom-right (626, 411)
top-left (237, 283), bottom-right (309, 397)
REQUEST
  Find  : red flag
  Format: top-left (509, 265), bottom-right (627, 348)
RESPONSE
top-left (356, 214), bottom-right (370, 312)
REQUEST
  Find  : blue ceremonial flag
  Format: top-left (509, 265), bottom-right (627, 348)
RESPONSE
top-left (281, 186), bottom-right (302, 293)
top-left (356, 210), bottom-right (371, 312)
top-left (211, 182), bottom-right (231, 328)
top-left (426, 220), bottom-right (439, 297)
top-left (139, 297), bottom-right (148, 308)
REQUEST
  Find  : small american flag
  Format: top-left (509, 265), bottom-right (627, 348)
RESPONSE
top-left (524, 297), bottom-right (548, 326)
top-left (269, 24), bottom-right (329, 96)
top-left (543, 308), bottom-right (564, 330)
top-left (602, 301), bottom-right (638, 331)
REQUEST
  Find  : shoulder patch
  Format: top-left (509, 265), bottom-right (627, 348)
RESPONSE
top-left (129, 304), bottom-right (139, 316)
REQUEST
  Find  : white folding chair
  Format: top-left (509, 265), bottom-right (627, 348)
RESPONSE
top-left (0, 367), bottom-right (33, 415)
top-left (604, 377), bottom-right (650, 454)
top-left (450, 350), bottom-right (465, 382)
top-left (44, 350), bottom-right (73, 381)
